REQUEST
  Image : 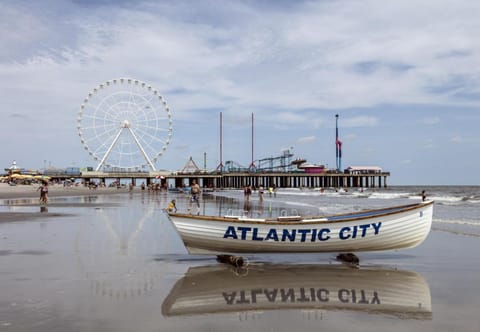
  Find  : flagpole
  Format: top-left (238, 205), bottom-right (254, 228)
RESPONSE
top-left (335, 114), bottom-right (339, 171)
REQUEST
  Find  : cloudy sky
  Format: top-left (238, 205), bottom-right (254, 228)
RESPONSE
top-left (1, 0), bottom-right (479, 185)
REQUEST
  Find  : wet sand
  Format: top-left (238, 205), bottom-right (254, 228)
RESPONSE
top-left (0, 185), bottom-right (479, 331)
top-left (0, 183), bottom-right (135, 222)
top-left (0, 182), bottom-right (134, 199)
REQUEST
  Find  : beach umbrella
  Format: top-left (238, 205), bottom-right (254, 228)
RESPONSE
top-left (34, 175), bottom-right (51, 180)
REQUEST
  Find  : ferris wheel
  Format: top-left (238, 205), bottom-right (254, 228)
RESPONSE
top-left (77, 78), bottom-right (173, 171)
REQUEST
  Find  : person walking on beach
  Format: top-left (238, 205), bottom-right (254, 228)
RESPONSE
top-left (37, 183), bottom-right (45, 203)
top-left (37, 181), bottom-right (48, 204)
top-left (189, 180), bottom-right (201, 212)
top-left (244, 185), bottom-right (252, 202)
top-left (258, 186), bottom-right (264, 203)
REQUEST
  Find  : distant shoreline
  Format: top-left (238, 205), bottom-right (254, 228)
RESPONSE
top-left (0, 183), bottom-right (137, 200)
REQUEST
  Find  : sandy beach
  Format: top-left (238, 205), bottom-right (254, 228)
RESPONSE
top-left (0, 182), bottom-right (136, 200)
top-left (0, 183), bottom-right (141, 222)
top-left (1, 185), bottom-right (479, 332)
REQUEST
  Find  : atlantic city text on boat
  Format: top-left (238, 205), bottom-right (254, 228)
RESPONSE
top-left (223, 222), bottom-right (382, 242)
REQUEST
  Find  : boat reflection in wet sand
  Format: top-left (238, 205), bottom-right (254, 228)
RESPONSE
top-left (162, 264), bottom-right (431, 320)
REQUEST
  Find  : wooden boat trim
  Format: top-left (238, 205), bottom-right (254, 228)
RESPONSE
top-left (168, 201), bottom-right (433, 225)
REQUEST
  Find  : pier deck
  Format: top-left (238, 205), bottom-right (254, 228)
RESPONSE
top-left (69, 171), bottom-right (390, 189)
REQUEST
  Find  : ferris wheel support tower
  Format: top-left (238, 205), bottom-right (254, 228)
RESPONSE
top-left (95, 120), bottom-right (157, 171)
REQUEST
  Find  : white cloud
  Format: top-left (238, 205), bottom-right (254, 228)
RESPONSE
top-left (420, 116), bottom-right (440, 125)
top-left (275, 112), bottom-right (308, 124)
top-left (296, 136), bottom-right (316, 144)
top-left (450, 136), bottom-right (463, 143)
top-left (342, 116), bottom-right (379, 128)
top-left (422, 139), bottom-right (435, 149)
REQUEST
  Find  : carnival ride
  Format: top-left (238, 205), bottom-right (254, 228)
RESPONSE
top-left (77, 78), bottom-right (173, 171)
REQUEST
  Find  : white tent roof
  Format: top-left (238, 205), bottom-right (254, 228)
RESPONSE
top-left (346, 166), bottom-right (383, 171)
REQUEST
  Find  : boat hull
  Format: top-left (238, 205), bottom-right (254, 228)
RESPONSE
top-left (167, 201), bottom-right (433, 254)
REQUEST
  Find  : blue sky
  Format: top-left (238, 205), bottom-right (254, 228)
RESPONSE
top-left (1, 0), bottom-right (479, 185)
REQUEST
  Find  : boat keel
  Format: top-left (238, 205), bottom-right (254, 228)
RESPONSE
top-left (336, 253), bottom-right (360, 265)
top-left (217, 254), bottom-right (245, 267)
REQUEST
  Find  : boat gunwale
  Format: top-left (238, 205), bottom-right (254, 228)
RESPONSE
top-left (167, 200), bottom-right (433, 225)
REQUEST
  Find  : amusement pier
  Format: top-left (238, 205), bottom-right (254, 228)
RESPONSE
top-left (3, 111), bottom-right (390, 190)
top-left (77, 112), bottom-right (389, 189)
top-left (78, 167), bottom-right (390, 190)
top-left (2, 79), bottom-right (391, 190)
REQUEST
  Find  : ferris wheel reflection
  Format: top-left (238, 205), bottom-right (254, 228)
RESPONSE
top-left (74, 194), bottom-right (175, 301)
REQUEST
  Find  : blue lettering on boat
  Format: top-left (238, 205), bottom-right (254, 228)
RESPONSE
top-left (223, 222), bottom-right (382, 242)
top-left (371, 222), bottom-right (381, 235)
top-left (237, 226), bottom-right (251, 240)
top-left (252, 228), bottom-right (263, 241)
top-left (224, 226), bottom-right (238, 239)
top-left (339, 222), bottom-right (382, 240)
top-left (282, 229), bottom-right (296, 241)
top-left (318, 228), bottom-right (331, 241)
top-left (265, 229), bottom-right (279, 241)
top-left (297, 229), bottom-right (311, 242)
